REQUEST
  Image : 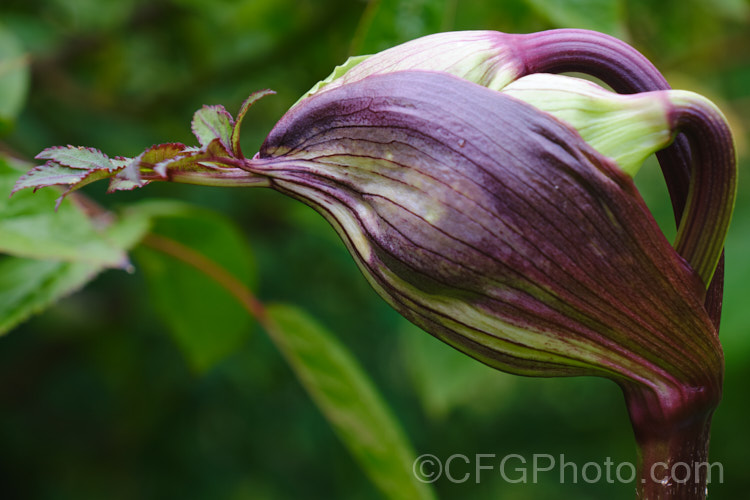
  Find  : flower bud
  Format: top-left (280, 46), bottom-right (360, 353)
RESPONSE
top-left (247, 71), bottom-right (726, 404)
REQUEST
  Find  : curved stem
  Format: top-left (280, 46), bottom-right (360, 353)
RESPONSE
top-left (668, 92), bottom-right (736, 289)
top-left (141, 233), bottom-right (269, 324)
top-left (511, 28), bottom-right (691, 209)
top-left (514, 29), bottom-right (673, 95)
top-left (140, 232), bottom-right (293, 353)
top-left (510, 28), bottom-right (725, 329)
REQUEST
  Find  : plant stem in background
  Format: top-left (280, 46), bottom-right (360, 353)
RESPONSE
top-left (141, 233), bottom-right (269, 325)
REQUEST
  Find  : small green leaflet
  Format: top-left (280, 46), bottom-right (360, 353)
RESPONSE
top-left (36, 146), bottom-right (114, 171)
top-left (191, 105), bottom-right (234, 151)
top-left (232, 89), bottom-right (276, 156)
top-left (12, 90), bottom-right (275, 201)
top-left (13, 162), bottom-right (92, 192)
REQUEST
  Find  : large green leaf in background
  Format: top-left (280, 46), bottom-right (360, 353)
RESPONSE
top-left (0, 158), bottom-right (132, 267)
top-left (0, 156), bottom-right (151, 335)
top-left (266, 303), bottom-right (436, 500)
top-left (132, 202), bottom-right (257, 373)
top-left (0, 23), bottom-right (30, 132)
top-left (0, 205), bottom-right (150, 336)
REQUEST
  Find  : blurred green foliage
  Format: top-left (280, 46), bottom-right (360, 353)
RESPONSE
top-left (135, 204), bottom-right (258, 373)
top-left (1, 0), bottom-right (749, 499)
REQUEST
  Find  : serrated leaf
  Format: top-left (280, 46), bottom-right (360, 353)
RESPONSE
top-left (266, 304), bottom-right (436, 500)
top-left (12, 163), bottom-right (90, 193)
top-left (36, 146), bottom-right (114, 171)
top-left (231, 89), bottom-right (275, 157)
top-left (11, 159), bottom-right (129, 202)
top-left (191, 104), bottom-right (234, 150)
top-left (141, 143), bottom-right (187, 164)
top-left (134, 208), bottom-right (257, 373)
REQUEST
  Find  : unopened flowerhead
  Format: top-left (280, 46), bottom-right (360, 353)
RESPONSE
top-left (244, 70), bottom-right (733, 407)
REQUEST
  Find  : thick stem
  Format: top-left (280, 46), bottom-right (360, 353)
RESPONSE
top-left (637, 416), bottom-right (714, 499)
top-left (623, 383), bottom-right (720, 500)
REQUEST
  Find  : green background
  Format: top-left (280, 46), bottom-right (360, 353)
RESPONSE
top-left (1, 0), bottom-right (749, 498)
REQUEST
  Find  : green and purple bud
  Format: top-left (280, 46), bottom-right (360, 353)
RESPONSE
top-left (249, 70), bottom-right (730, 389)
top-left (296, 29), bottom-right (727, 325)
